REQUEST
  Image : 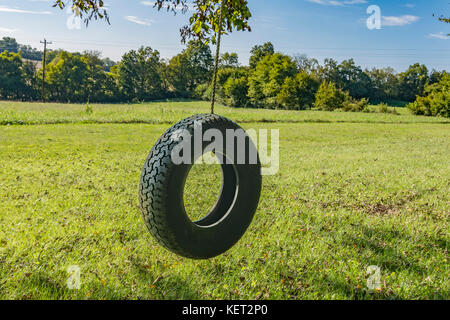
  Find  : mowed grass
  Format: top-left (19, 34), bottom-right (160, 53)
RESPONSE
top-left (0, 101), bottom-right (449, 300)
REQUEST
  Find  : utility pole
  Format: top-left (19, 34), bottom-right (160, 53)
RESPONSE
top-left (40, 38), bottom-right (52, 103)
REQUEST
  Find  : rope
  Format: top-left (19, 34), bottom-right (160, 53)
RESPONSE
top-left (210, 1), bottom-right (225, 115)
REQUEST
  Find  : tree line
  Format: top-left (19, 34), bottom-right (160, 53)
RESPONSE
top-left (0, 38), bottom-right (448, 117)
top-left (0, 37), bottom-right (44, 61)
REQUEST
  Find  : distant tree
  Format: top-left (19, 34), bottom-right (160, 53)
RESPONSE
top-left (0, 37), bottom-right (19, 53)
top-left (317, 58), bottom-right (341, 85)
top-left (338, 59), bottom-right (372, 100)
top-left (0, 51), bottom-right (36, 100)
top-left (276, 71), bottom-right (320, 110)
top-left (166, 53), bottom-right (190, 97)
top-left (116, 47), bottom-right (163, 102)
top-left (45, 51), bottom-right (88, 102)
top-left (0, 37), bottom-right (43, 61)
top-left (224, 76), bottom-right (249, 107)
top-left (19, 45), bottom-right (43, 61)
top-left (217, 67), bottom-right (246, 88)
top-left (105, 64), bottom-right (121, 100)
top-left (293, 54), bottom-right (319, 75)
top-left (166, 41), bottom-right (213, 97)
top-left (407, 72), bottom-right (449, 117)
top-left (101, 57), bottom-right (116, 72)
top-left (318, 58), bottom-right (371, 100)
top-left (44, 51), bottom-right (89, 102)
top-left (220, 52), bottom-right (239, 68)
top-left (45, 49), bottom-right (65, 64)
top-left (249, 42), bottom-right (274, 69)
top-left (21, 60), bottom-right (39, 100)
top-left (398, 63), bottom-right (429, 102)
top-left (213, 66), bottom-right (248, 102)
top-left (248, 53), bottom-right (297, 108)
top-left (366, 67), bottom-right (400, 102)
top-left (429, 69), bottom-right (446, 85)
top-left (82, 51), bottom-right (116, 102)
top-left (314, 81), bottom-right (349, 111)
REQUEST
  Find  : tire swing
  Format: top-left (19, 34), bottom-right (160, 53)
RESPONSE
top-left (139, 5), bottom-right (261, 259)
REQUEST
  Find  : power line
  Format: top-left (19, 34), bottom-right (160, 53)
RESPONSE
top-left (48, 38), bottom-right (450, 52)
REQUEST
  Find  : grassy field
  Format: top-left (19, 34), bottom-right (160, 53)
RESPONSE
top-left (0, 100), bottom-right (448, 300)
top-left (1, 100), bottom-right (449, 126)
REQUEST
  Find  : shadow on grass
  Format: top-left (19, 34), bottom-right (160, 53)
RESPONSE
top-left (129, 255), bottom-right (200, 300)
top-left (14, 270), bottom-right (69, 300)
top-left (330, 223), bottom-right (448, 299)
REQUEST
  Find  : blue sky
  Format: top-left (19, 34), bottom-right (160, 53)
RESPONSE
top-left (0, 0), bottom-right (448, 72)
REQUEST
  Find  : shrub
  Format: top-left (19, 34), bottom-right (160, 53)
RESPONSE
top-left (85, 101), bottom-right (93, 115)
top-left (224, 76), bottom-right (250, 108)
top-left (276, 72), bottom-right (320, 110)
top-left (407, 73), bottom-right (449, 118)
top-left (378, 103), bottom-right (389, 113)
top-left (343, 97), bottom-right (369, 112)
top-left (376, 103), bottom-right (399, 115)
top-left (314, 81), bottom-right (349, 111)
top-left (248, 53), bottom-right (297, 109)
top-left (194, 83), bottom-right (210, 100)
top-left (215, 67), bottom-right (245, 101)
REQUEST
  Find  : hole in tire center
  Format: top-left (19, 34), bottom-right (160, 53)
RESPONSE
top-left (183, 152), bottom-right (223, 223)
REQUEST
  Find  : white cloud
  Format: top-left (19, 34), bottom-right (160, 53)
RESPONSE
top-left (429, 32), bottom-right (448, 40)
top-left (381, 15), bottom-right (419, 27)
top-left (0, 27), bottom-right (19, 33)
top-left (306, 0), bottom-right (327, 4)
top-left (124, 16), bottom-right (154, 26)
top-left (0, 6), bottom-right (52, 14)
top-left (307, 0), bottom-right (367, 6)
top-left (339, 0), bottom-right (367, 4)
top-left (328, 1), bottom-right (344, 6)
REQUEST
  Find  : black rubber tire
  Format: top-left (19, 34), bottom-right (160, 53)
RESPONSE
top-left (139, 114), bottom-right (262, 259)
